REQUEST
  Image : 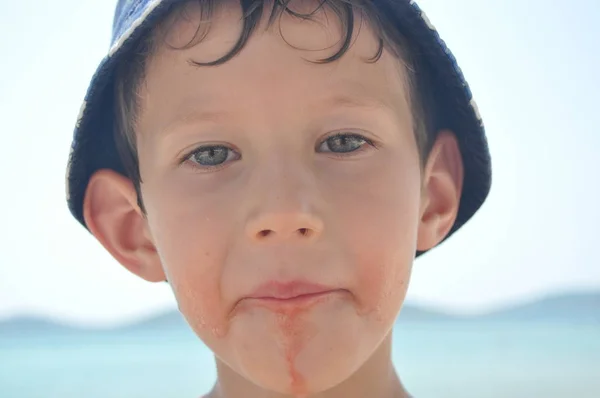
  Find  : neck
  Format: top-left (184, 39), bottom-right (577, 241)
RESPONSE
top-left (207, 332), bottom-right (410, 398)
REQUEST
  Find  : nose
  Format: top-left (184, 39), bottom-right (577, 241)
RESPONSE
top-left (243, 153), bottom-right (326, 244)
top-left (246, 210), bottom-right (324, 243)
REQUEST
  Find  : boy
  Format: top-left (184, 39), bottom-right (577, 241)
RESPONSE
top-left (65, 0), bottom-right (491, 397)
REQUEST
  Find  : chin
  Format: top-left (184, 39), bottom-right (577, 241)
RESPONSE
top-left (239, 338), bottom-right (367, 396)
top-left (222, 306), bottom-right (374, 396)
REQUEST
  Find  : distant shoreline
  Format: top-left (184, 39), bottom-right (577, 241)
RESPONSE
top-left (1, 291), bottom-right (598, 334)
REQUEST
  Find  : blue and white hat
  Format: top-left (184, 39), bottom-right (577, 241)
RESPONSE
top-left (66, 0), bottom-right (492, 256)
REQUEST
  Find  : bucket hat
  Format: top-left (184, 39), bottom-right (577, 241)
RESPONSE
top-left (65, 0), bottom-right (492, 257)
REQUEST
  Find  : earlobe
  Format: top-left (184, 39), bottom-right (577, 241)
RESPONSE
top-left (416, 130), bottom-right (464, 252)
top-left (83, 169), bottom-right (166, 283)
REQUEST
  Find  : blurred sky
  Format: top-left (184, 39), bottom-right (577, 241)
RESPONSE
top-left (0, 0), bottom-right (598, 327)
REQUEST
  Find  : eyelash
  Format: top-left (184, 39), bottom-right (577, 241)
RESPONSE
top-left (181, 132), bottom-right (379, 172)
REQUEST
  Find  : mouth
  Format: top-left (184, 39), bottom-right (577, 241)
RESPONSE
top-left (253, 290), bottom-right (339, 303)
top-left (249, 280), bottom-right (340, 299)
top-left (241, 280), bottom-right (347, 310)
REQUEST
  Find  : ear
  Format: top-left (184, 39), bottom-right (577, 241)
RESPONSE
top-left (83, 169), bottom-right (166, 283)
top-left (417, 130), bottom-right (464, 252)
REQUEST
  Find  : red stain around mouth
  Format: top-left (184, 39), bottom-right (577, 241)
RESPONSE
top-left (233, 290), bottom-right (342, 395)
top-left (277, 308), bottom-right (308, 395)
top-left (263, 293), bottom-right (333, 395)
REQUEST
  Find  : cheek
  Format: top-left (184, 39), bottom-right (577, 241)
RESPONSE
top-left (351, 219), bottom-right (415, 325)
top-left (143, 188), bottom-right (235, 340)
top-left (340, 162), bottom-right (421, 323)
top-left (170, 267), bottom-right (226, 337)
top-left (168, 256), bottom-right (227, 340)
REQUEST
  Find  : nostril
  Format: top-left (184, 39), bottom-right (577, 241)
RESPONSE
top-left (298, 228), bottom-right (315, 238)
top-left (256, 228), bottom-right (313, 239)
top-left (259, 230), bottom-right (273, 238)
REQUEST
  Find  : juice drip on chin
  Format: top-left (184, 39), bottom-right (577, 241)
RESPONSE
top-left (276, 308), bottom-right (308, 396)
top-left (273, 298), bottom-right (323, 396)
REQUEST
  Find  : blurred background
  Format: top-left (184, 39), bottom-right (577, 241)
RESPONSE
top-left (0, 0), bottom-right (599, 397)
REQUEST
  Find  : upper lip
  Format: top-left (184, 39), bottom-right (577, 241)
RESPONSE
top-left (247, 280), bottom-right (338, 300)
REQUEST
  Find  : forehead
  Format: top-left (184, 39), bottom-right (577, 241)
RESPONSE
top-left (138, 0), bottom-right (412, 133)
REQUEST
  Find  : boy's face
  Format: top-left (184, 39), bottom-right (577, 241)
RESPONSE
top-left (85, 1), bottom-right (462, 395)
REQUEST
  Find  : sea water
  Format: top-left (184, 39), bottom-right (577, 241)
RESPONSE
top-left (1, 320), bottom-right (599, 398)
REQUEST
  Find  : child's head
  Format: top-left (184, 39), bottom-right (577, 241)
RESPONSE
top-left (66, 0), bottom-right (491, 395)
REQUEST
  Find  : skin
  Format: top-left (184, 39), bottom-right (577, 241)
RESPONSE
top-left (83, 2), bottom-right (463, 397)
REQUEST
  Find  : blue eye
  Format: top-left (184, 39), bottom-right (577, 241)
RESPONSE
top-left (186, 145), bottom-right (239, 167)
top-left (183, 133), bottom-right (375, 171)
top-left (318, 133), bottom-right (372, 154)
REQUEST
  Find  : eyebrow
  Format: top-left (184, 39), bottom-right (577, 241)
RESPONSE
top-left (158, 104), bottom-right (230, 136)
top-left (320, 93), bottom-right (393, 112)
top-left (318, 80), bottom-right (401, 113)
top-left (159, 81), bottom-right (399, 138)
